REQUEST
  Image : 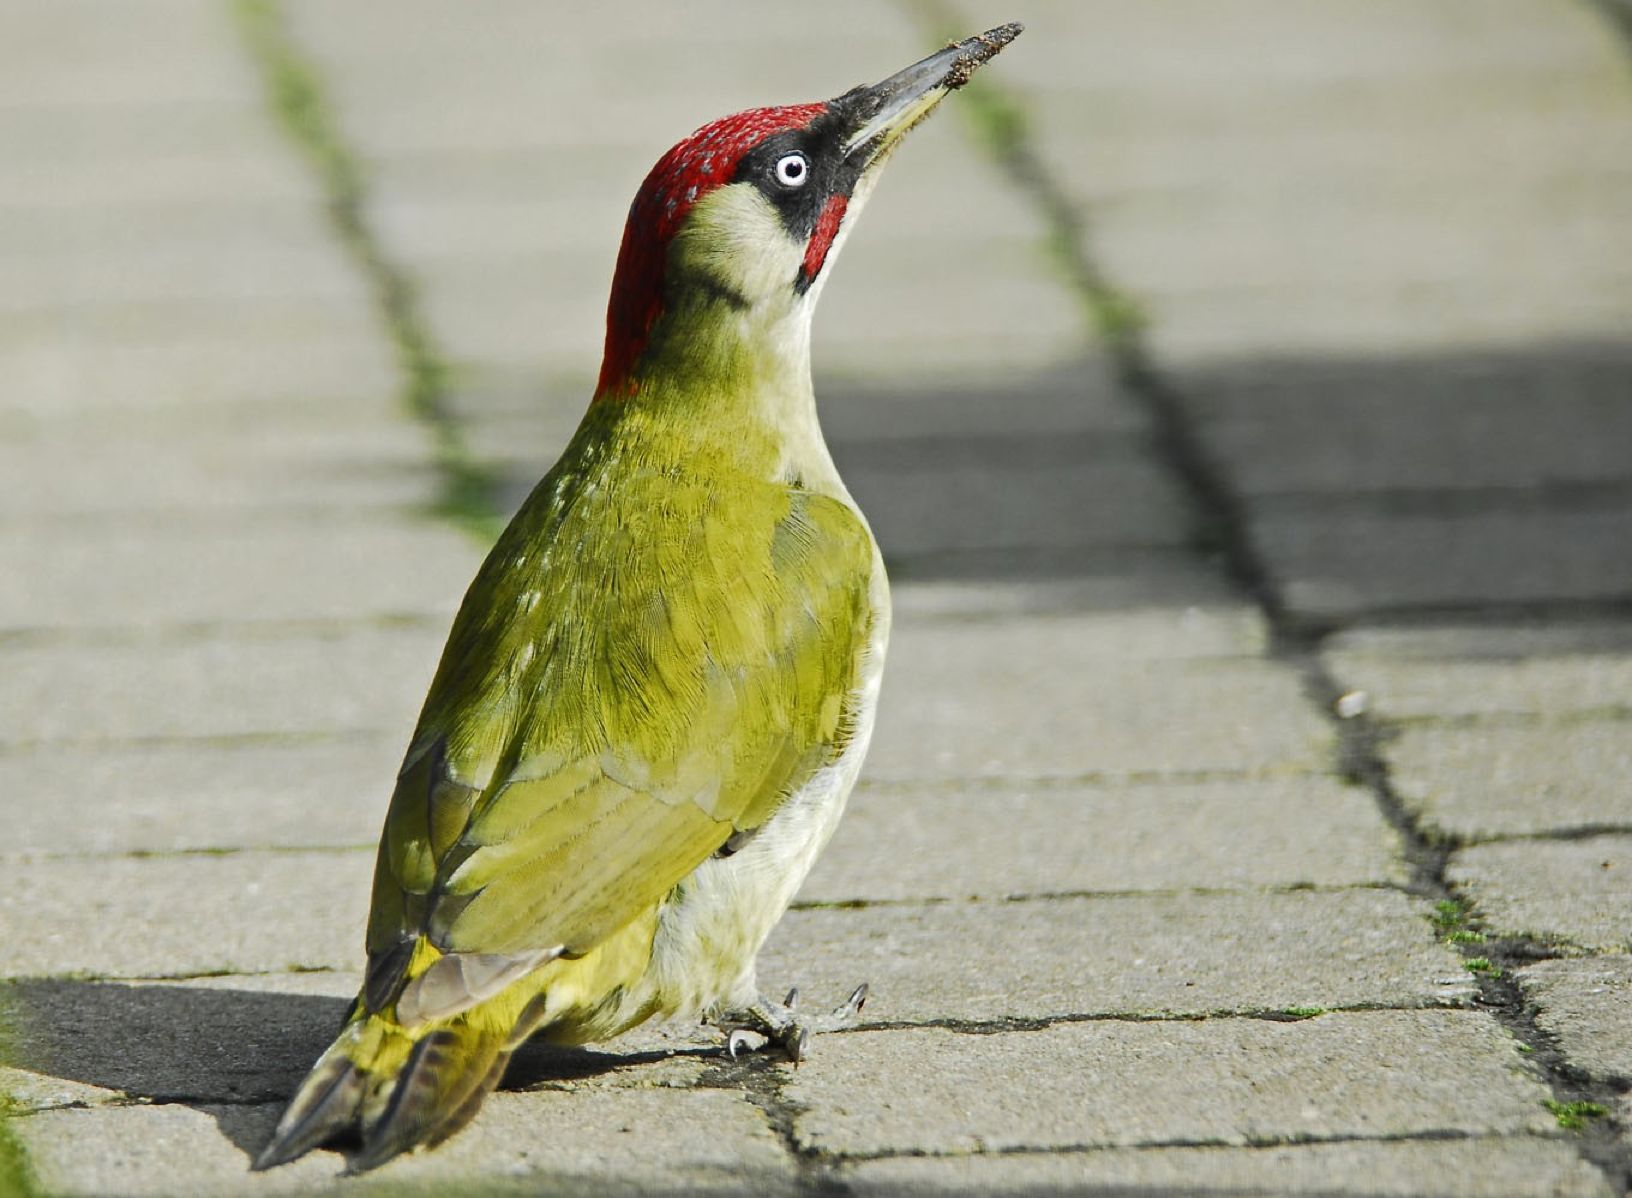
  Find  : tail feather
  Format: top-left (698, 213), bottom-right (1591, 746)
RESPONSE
top-left (255, 1012), bottom-right (512, 1173)
top-left (252, 1038), bottom-right (368, 1171)
top-left (351, 1025), bottom-right (509, 1173)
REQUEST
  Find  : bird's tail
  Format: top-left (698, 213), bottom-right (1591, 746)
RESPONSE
top-left (253, 1003), bottom-right (517, 1173)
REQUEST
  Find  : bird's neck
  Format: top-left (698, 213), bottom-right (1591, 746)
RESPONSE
top-left (595, 291), bottom-right (844, 494)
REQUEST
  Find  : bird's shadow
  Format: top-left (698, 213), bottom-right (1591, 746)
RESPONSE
top-left (0, 978), bottom-right (703, 1162)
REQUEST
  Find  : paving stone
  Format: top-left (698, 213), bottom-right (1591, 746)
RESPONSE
top-left (844, 1138), bottom-right (1615, 1198)
top-left (1385, 719), bottom-right (1632, 842)
top-left (0, 335), bottom-right (398, 417)
top-left (869, 621), bottom-right (1331, 780)
top-left (16, 1088), bottom-right (795, 1197)
top-left (885, 566), bottom-right (1254, 623)
top-left (852, 453), bottom-right (1190, 564)
top-left (0, 850), bottom-right (372, 978)
top-left (0, 624), bottom-right (444, 746)
top-left (803, 775), bottom-right (1403, 901)
top-left (1448, 836), bottom-right (1632, 951)
top-left (992, 0), bottom-right (1632, 360)
top-left (1177, 347), bottom-right (1632, 496)
top-left (0, 736), bottom-right (400, 859)
top-left (1324, 626), bottom-right (1632, 722)
top-left (0, 238), bottom-right (370, 316)
top-left (0, 518), bottom-right (477, 631)
top-left (787, 1010), bottom-right (1553, 1156)
top-left (762, 890), bottom-right (1471, 1023)
top-left (1516, 957), bottom-right (1632, 1083)
top-left (0, 427), bottom-right (442, 518)
top-left (1250, 503), bottom-right (1632, 622)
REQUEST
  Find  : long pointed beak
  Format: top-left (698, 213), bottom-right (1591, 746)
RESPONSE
top-left (841, 23), bottom-right (1023, 164)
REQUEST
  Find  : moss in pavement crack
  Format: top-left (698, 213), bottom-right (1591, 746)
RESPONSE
top-left (232, 0), bottom-right (504, 545)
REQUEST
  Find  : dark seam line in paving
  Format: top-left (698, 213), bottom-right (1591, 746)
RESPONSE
top-left (915, 0), bottom-right (1632, 1188)
top-left (1241, 480), bottom-right (1632, 516)
top-left (0, 613), bottom-right (448, 649)
top-left (843, 1003), bottom-right (1472, 1038)
top-left (0, 730), bottom-right (385, 757)
top-left (856, 766), bottom-right (1327, 792)
top-left (232, 0), bottom-right (506, 545)
top-left (1379, 707), bottom-right (1632, 732)
top-left (831, 1126), bottom-right (1574, 1164)
top-left (788, 881), bottom-right (1400, 913)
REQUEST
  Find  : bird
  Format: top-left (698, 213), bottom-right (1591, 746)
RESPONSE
top-left (254, 23), bottom-right (1023, 1173)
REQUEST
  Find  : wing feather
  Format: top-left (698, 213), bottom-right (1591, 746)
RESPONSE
top-left (364, 453), bottom-right (876, 975)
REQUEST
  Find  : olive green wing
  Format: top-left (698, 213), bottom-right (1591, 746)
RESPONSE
top-left (363, 471), bottom-right (877, 1010)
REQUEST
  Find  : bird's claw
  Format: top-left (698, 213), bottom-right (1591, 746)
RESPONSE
top-left (719, 981), bottom-right (869, 1064)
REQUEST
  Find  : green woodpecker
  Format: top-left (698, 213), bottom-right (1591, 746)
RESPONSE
top-left (256, 24), bottom-right (1021, 1172)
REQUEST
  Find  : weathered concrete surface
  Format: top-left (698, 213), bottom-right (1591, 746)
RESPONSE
top-left (804, 775), bottom-right (1405, 900)
top-left (1, 851), bottom-right (372, 978)
top-left (16, 1090), bottom-right (796, 1198)
top-left (763, 890), bottom-right (1472, 1022)
top-left (1448, 837), bottom-right (1632, 952)
top-left (1517, 957), bottom-right (1632, 1084)
top-left (1, 736), bottom-right (399, 859)
top-left (1386, 720), bottom-right (1632, 842)
top-left (843, 1139), bottom-right (1616, 1198)
top-left (787, 1012), bottom-right (1554, 1156)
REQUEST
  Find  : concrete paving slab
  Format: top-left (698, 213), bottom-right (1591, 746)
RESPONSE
top-left (1386, 719), bottom-right (1632, 842)
top-left (1516, 957), bottom-right (1632, 1083)
top-left (990, 0), bottom-right (1632, 360)
top-left (0, 518), bottom-right (476, 631)
top-left (787, 1010), bottom-right (1554, 1156)
top-left (1448, 836), bottom-right (1632, 951)
top-left (0, 427), bottom-right (443, 518)
top-left (0, 334), bottom-right (399, 418)
top-left (843, 1138), bottom-right (1615, 1198)
top-left (0, 850), bottom-right (371, 978)
top-left (870, 624), bottom-right (1331, 780)
top-left (853, 452), bottom-right (1190, 563)
top-left (0, 624), bottom-right (443, 746)
top-left (16, 1088), bottom-right (795, 1198)
top-left (885, 567), bottom-right (1253, 623)
top-left (762, 890), bottom-right (1471, 1023)
top-left (1250, 503), bottom-right (1632, 622)
top-left (1324, 628), bottom-right (1632, 722)
top-left (0, 735), bottom-right (399, 859)
top-left (802, 775), bottom-right (1403, 901)
top-left (1177, 348), bottom-right (1632, 497)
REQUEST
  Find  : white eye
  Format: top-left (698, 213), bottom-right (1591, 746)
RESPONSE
top-left (774, 152), bottom-right (809, 188)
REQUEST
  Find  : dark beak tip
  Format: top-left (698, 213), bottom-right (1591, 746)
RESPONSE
top-left (945, 22), bottom-right (1025, 89)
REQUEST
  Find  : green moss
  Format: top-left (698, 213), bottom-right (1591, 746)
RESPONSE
top-left (1463, 957), bottom-right (1502, 978)
top-left (1284, 1006), bottom-right (1327, 1020)
top-left (1431, 898), bottom-right (1469, 934)
top-left (0, 1105), bottom-right (37, 1198)
top-left (1544, 1099), bottom-right (1609, 1131)
top-left (1447, 929), bottom-right (1487, 945)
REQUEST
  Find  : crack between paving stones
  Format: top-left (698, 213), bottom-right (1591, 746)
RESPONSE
top-left (232, 0), bottom-right (505, 546)
top-left (910, 1), bottom-right (1632, 1188)
top-left (787, 880), bottom-right (1401, 913)
top-left (831, 1126), bottom-right (1575, 1165)
top-left (696, 1056), bottom-right (853, 1198)
top-left (0, 612), bottom-right (449, 651)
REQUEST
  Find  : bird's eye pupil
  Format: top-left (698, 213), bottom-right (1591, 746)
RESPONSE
top-left (775, 153), bottom-right (808, 187)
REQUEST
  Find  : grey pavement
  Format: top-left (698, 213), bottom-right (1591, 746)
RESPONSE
top-left (2, 1), bottom-right (1630, 1196)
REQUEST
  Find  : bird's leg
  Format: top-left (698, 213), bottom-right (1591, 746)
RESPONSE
top-left (720, 984), bottom-right (869, 1063)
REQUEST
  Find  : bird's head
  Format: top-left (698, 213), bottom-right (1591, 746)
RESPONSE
top-left (595, 24), bottom-right (1023, 400)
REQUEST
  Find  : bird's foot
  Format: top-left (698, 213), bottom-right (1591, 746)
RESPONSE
top-left (722, 983), bottom-right (869, 1063)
